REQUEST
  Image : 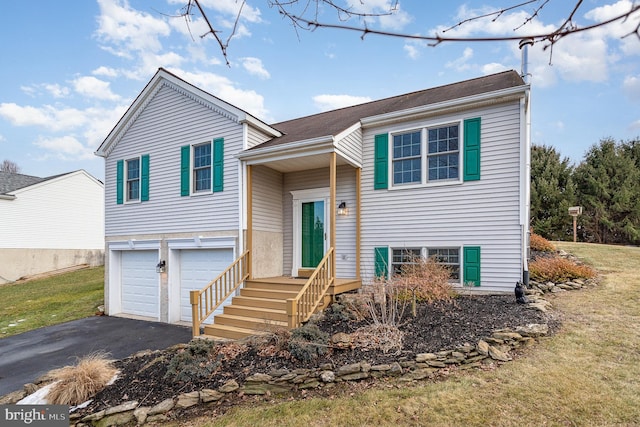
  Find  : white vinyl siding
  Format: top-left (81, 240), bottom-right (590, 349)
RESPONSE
top-left (361, 101), bottom-right (523, 292)
top-left (282, 165), bottom-right (357, 278)
top-left (252, 166), bottom-right (283, 233)
top-left (0, 171), bottom-right (104, 249)
top-left (335, 127), bottom-right (363, 167)
top-left (246, 127), bottom-right (274, 149)
top-left (105, 83), bottom-right (242, 236)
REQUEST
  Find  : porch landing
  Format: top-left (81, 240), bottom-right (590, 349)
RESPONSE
top-left (201, 276), bottom-right (361, 340)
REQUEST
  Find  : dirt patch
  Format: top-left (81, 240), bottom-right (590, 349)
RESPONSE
top-left (75, 293), bottom-right (554, 421)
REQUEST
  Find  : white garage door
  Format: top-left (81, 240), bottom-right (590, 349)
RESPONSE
top-left (180, 249), bottom-right (234, 322)
top-left (121, 250), bottom-right (159, 318)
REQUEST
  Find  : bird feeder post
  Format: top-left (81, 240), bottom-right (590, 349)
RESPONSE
top-left (568, 206), bottom-right (583, 243)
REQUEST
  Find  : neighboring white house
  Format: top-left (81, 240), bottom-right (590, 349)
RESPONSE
top-left (96, 68), bottom-right (530, 325)
top-left (0, 170), bottom-right (105, 283)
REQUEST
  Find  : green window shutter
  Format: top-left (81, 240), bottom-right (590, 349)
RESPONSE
top-left (116, 160), bottom-right (124, 205)
top-left (180, 145), bottom-right (190, 196)
top-left (463, 246), bottom-right (481, 287)
top-left (141, 154), bottom-right (150, 202)
top-left (374, 247), bottom-right (389, 278)
top-left (212, 138), bottom-right (224, 192)
top-left (374, 133), bottom-right (388, 190)
top-left (463, 118), bottom-right (481, 181)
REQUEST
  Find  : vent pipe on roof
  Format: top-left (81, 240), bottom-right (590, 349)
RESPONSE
top-left (519, 38), bottom-right (534, 84)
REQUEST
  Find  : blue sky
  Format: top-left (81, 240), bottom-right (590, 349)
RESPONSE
top-left (1, 0), bottom-right (639, 181)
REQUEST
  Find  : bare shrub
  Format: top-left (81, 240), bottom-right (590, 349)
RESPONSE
top-left (257, 328), bottom-right (291, 358)
top-left (47, 352), bottom-right (117, 405)
top-left (530, 256), bottom-right (597, 282)
top-left (530, 233), bottom-right (556, 252)
top-left (391, 255), bottom-right (456, 317)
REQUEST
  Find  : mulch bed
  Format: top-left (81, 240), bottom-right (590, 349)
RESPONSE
top-left (76, 293), bottom-right (555, 420)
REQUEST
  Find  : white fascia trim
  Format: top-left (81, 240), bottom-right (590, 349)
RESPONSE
top-left (109, 239), bottom-right (161, 251)
top-left (236, 135), bottom-right (334, 163)
top-left (167, 236), bottom-right (236, 250)
top-left (334, 145), bottom-right (362, 168)
top-left (334, 122), bottom-right (361, 141)
top-left (361, 85), bottom-right (529, 128)
top-left (241, 116), bottom-right (282, 138)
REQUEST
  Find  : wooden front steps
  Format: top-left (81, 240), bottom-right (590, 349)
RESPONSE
top-left (201, 277), bottom-right (360, 340)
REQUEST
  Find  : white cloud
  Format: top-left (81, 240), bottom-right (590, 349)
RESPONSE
top-left (623, 74), bottom-right (640, 100)
top-left (34, 135), bottom-right (95, 160)
top-left (445, 47), bottom-right (473, 71)
top-left (585, 0), bottom-right (640, 56)
top-left (93, 66), bottom-right (119, 78)
top-left (345, 0), bottom-right (413, 30)
top-left (240, 57), bottom-right (270, 79)
top-left (72, 76), bottom-right (120, 101)
top-left (44, 84), bottom-right (70, 98)
top-left (171, 0), bottom-right (262, 23)
top-left (481, 62), bottom-right (509, 75)
top-left (0, 103), bottom-right (86, 131)
top-left (95, 0), bottom-right (172, 56)
top-left (312, 94), bottom-right (373, 112)
top-left (167, 68), bottom-right (269, 119)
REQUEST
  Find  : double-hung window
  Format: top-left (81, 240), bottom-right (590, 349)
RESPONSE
top-left (392, 131), bottom-right (422, 185)
top-left (427, 125), bottom-right (459, 181)
top-left (389, 247), bottom-right (460, 282)
top-left (427, 248), bottom-right (460, 281)
top-left (390, 123), bottom-right (461, 187)
top-left (391, 248), bottom-right (421, 275)
top-left (193, 142), bottom-right (212, 192)
top-left (126, 158), bottom-right (140, 202)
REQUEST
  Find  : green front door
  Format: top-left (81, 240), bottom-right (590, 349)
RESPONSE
top-left (301, 201), bottom-right (325, 268)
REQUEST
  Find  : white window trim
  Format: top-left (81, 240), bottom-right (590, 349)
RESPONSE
top-left (388, 119), bottom-right (464, 190)
top-left (389, 245), bottom-right (462, 285)
top-left (191, 141), bottom-right (213, 195)
top-left (124, 156), bottom-right (141, 204)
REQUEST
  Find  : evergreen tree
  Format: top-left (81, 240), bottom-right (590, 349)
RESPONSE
top-left (530, 144), bottom-right (576, 240)
top-left (573, 138), bottom-right (640, 244)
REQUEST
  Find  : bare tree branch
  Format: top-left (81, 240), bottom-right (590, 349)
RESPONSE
top-left (177, 0), bottom-right (640, 64)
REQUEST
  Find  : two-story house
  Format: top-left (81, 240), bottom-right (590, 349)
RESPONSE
top-left (96, 68), bottom-right (530, 339)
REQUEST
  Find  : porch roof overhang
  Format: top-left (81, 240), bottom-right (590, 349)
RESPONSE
top-left (236, 134), bottom-right (362, 173)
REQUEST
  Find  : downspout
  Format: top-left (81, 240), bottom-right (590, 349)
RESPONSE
top-left (519, 38), bottom-right (533, 286)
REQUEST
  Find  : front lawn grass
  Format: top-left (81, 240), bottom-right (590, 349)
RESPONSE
top-left (176, 243), bottom-right (640, 426)
top-left (0, 266), bottom-right (104, 338)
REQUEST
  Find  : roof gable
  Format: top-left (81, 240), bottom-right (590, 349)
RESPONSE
top-left (95, 68), bottom-right (280, 158)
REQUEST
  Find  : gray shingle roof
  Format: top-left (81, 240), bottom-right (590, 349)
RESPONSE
top-left (0, 171), bottom-right (72, 195)
top-left (255, 70), bottom-right (525, 149)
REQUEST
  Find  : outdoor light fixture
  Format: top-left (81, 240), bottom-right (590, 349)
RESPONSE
top-left (156, 260), bottom-right (166, 273)
top-left (337, 201), bottom-right (348, 216)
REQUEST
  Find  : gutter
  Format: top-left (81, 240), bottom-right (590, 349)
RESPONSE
top-left (361, 85), bottom-right (529, 128)
top-left (0, 194), bottom-right (16, 200)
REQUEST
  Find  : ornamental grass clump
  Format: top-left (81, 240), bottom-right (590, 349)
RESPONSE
top-left (47, 352), bottom-right (117, 405)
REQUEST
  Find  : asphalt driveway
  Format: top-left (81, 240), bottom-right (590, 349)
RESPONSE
top-left (0, 316), bottom-right (192, 396)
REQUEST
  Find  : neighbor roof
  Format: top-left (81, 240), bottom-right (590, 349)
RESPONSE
top-left (0, 171), bottom-right (82, 195)
top-left (256, 70), bottom-right (525, 149)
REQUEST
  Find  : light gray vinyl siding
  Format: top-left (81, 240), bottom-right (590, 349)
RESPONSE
top-left (335, 127), bottom-right (363, 167)
top-left (282, 165), bottom-right (357, 278)
top-left (105, 83), bottom-right (243, 236)
top-left (247, 127), bottom-right (273, 149)
top-left (361, 101), bottom-right (523, 292)
top-left (252, 166), bottom-right (283, 233)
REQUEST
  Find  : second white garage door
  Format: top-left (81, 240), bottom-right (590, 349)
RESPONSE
top-left (179, 248), bottom-right (234, 322)
top-left (121, 250), bottom-right (159, 319)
